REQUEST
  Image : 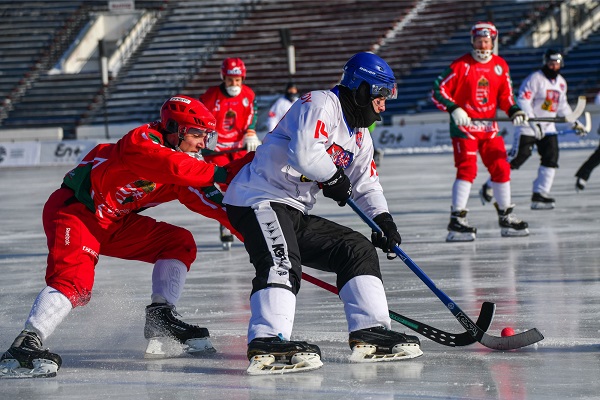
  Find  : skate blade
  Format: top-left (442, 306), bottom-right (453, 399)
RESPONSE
top-left (145, 337), bottom-right (216, 358)
top-left (446, 231), bottom-right (476, 242)
top-left (185, 338), bottom-right (217, 355)
top-left (246, 353), bottom-right (323, 375)
top-left (500, 228), bottom-right (529, 237)
top-left (222, 241), bottom-right (232, 251)
top-left (530, 202), bottom-right (555, 210)
top-left (349, 344), bottom-right (423, 363)
top-left (0, 358), bottom-right (59, 378)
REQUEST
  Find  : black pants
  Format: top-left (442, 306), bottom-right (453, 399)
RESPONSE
top-left (226, 202), bottom-right (381, 296)
top-left (510, 134), bottom-right (559, 170)
top-left (575, 145), bottom-right (600, 180)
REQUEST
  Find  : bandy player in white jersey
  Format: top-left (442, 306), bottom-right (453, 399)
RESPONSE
top-left (481, 49), bottom-right (589, 210)
top-left (224, 52), bottom-right (423, 375)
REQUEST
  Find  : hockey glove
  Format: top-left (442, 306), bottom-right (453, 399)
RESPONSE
top-left (510, 110), bottom-right (528, 126)
top-left (371, 212), bottom-right (401, 260)
top-left (450, 107), bottom-right (471, 126)
top-left (216, 151), bottom-right (256, 185)
top-left (319, 167), bottom-right (352, 207)
top-left (532, 123), bottom-right (544, 140)
top-left (243, 131), bottom-right (261, 151)
top-left (573, 120), bottom-right (588, 137)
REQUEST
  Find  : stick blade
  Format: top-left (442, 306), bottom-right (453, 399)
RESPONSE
top-left (480, 328), bottom-right (544, 350)
top-left (565, 95), bottom-right (587, 123)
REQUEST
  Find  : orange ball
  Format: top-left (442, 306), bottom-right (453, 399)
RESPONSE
top-left (501, 327), bottom-right (515, 337)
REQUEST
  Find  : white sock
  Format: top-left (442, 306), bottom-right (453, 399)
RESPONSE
top-left (151, 259), bottom-right (187, 305)
top-left (452, 179), bottom-right (472, 210)
top-left (339, 275), bottom-right (391, 332)
top-left (248, 287), bottom-right (296, 342)
top-left (24, 286), bottom-right (72, 342)
top-left (533, 166), bottom-right (556, 194)
top-left (492, 181), bottom-right (511, 210)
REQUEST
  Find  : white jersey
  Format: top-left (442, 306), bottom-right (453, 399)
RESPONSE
top-left (267, 96), bottom-right (297, 132)
top-left (224, 88), bottom-right (389, 218)
top-left (516, 69), bottom-right (572, 137)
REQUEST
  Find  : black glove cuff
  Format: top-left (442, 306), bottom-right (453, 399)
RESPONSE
top-left (508, 106), bottom-right (521, 118)
top-left (320, 167), bottom-right (345, 187)
top-left (373, 212), bottom-right (395, 228)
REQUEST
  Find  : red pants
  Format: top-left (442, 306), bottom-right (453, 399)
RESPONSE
top-left (43, 188), bottom-right (197, 307)
top-left (452, 136), bottom-right (510, 183)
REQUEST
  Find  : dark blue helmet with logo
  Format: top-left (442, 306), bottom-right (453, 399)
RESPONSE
top-left (340, 52), bottom-right (397, 100)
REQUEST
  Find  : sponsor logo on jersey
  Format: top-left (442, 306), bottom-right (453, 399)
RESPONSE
top-left (115, 180), bottom-right (156, 205)
top-left (523, 91), bottom-right (532, 100)
top-left (300, 92), bottom-right (311, 104)
top-left (327, 143), bottom-right (354, 168)
top-left (370, 159), bottom-right (378, 177)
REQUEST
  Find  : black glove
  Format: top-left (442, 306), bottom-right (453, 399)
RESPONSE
top-left (371, 212), bottom-right (401, 259)
top-left (319, 167), bottom-right (352, 206)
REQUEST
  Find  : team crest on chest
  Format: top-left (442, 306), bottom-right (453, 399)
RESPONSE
top-left (494, 65), bottom-right (503, 75)
top-left (243, 97), bottom-right (249, 107)
top-left (327, 143), bottom-right (354, 168)
top-left (476, 77), bottom-right (490, 105)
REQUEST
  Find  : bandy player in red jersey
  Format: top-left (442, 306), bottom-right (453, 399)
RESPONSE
top-left (0, 95), bottom-right (253, 378)
top-left (431, 21), bottom-right (530, 242)
top-left (200, 57), bottom-right (259, 247)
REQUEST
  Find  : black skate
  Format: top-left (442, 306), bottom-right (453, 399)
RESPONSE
top-left (348, 326), bottom-right (422, 362)
top-left (246, 335), bottom-right (323, 375)
top-left (495, 203), bottom-right (529, 237)
top-left (479, 182), bottom-right (493, 205)
top-left (144, 303), bottom-right (215, 358)
top-left (220, 224), bottom-right (234, 250)
top-left (531, 192), bottom-right (555, 210)
top-left (575, 177), bottom-right (587, 192)
top-left (446, 208), bottom-right (477, 242)
top-left (0, 330), bottom-right (61, 378)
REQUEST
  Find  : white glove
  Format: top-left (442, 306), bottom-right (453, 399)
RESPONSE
top-left (511, 110), bottom-right (528, 126)
top-left (451, 107), bottom-right (471, 126)
top-left (243, 132), bottom-right (261, 151)
top-left (573, 120), bottom-right (588, 137)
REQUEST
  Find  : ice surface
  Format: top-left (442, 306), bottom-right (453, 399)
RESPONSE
top-left (1, 149), bottom-right (599, 399)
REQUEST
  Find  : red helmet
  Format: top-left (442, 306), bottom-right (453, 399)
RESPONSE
top-left (160, 95), bottom-right (216, 134)
top-left (220, 57), bottom-right (246, 80)
top-left (470, 21), bottom-right (498, 42)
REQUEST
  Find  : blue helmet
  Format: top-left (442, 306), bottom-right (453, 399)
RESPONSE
top-left (340, 52), bottom-right (397, 100)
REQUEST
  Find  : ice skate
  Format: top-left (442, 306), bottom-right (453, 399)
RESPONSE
top-left (246, 335), bottom-right (323, 375)
top-left (531, 192), bottom-right (555, 210)
top-left (220, 224), bottom-right (234, 250)
top-left (144, 303), bottom-right (215, 358)
top-left (479, 182), bottom-right (493, 205)
top-left (495, 203), bottom-right (529, 237)
top-left (0, 330), bottom-right (61, 378)
top-left (348, 326), bottom-right (423, 363)
top-left (446, 207), bottom-right (477, 242)
top-left (575, 177), bottom-right (586, 192)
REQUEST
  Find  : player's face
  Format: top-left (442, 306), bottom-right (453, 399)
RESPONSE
top-left (178, 128), bottom-right (211, 152)
top-left (473, 36), bottom-right (493, 50)
top-left (225, 76), bottom-right (243, 87)
top-left (546, 60), bottom-right (561, 71)
top-left (372, 96), bottom-right (386, 113)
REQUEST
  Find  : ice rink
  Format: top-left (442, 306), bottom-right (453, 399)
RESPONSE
top-left (1, 147), bottom-right (599, 399)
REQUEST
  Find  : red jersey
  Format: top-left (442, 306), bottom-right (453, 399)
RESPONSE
top-left (62, 121), bottom-right (230, 227)
top-left (432, 53), bottom-right (520, 138)
top-left (200, 84), bottom-right (257, 150)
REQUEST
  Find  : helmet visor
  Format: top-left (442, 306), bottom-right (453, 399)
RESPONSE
top-left (371, 82), bottom-right (397, 100)
top-left (185, 127), bottom-right (218, 150)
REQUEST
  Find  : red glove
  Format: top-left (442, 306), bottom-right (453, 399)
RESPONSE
top-left (223, 151), bottom-right (255, 184)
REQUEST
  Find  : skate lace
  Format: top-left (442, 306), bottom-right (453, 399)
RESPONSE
top-left (504, 213), bottom-right (522, 224)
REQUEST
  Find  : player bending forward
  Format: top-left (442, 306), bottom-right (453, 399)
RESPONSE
top-left (224, 52), bottom-right (423, 375)
top-left (0, 96), bottom-right (251, 378)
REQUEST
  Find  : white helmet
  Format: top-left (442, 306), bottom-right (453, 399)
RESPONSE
top-left (470, 21), bottom-right (498, 63)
